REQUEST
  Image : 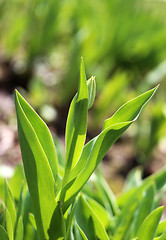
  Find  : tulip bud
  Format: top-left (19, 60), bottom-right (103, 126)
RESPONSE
top-left (87, 76), bottom-right (96, 109)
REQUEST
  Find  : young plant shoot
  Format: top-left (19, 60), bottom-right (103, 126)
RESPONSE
top-left (0, 58), bottom-right (165, 240)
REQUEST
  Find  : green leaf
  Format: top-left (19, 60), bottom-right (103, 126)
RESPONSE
top-left (15, 216), bottom-right (24, 240)
top-left (61, 86), bottom-right (158, 212)
top-left (154, 230), bottom-right (166, 240)
top-left (86, 197), bottom-right (111, 229)
top-left (124, 183), bottom-right (156, 240)
top-left (66, 202), bottom-right (76, 240)
top-left (134, 183), bottom-right (155, 234)
top-left (0, 177), bottom-right (5, 202)
top-left (155, 220), bottom-right (166, 237)
top-left (62, 121), bottom-right (132, 212)
top-left (112, 189), bottom-right (143, 240)
top-left (9, 164), bottom-right (25, 201)
top-left (22, 190), bottom-right (31, 234)
top-left (5, 182), bottom-right (16, 237)
top-left (103, 85), bottom-right (159, 130)
top-left (15, 90), bottom-right (58, 182)
top-left (62, 57), bottom-right (88, 189)
top-left (0, 225), bottom-right (9, 240)
top-left (48, 201), bottom-right (66, 240)
top-left (136, 206), bottom-right (163, 240)
top-left (29, 213), bottom-right (37, 231)
top-left (118, 166), bottom-right (166, 208)
top-left (96, 172), bottom-right (120, 216)
top-left (75, 194), bottom-right (109, 240)
top-left (74, 222), bottom-right (88, 240)
top-left (5, 208), bottom-right (13, 240)
top-left (14, 186), bottom-right (24, 239)
top-left (15, 90), bottom-right (57, 239)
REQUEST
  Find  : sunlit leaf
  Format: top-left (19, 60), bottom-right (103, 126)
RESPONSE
top-left (15, 90), bottom-right (57, 239)
top-left (15, 216), bottom-right (24, 240)
top-left (62, 57), bottom-right (88, 189)
top-left (136, 206), bottom-right (163, 240)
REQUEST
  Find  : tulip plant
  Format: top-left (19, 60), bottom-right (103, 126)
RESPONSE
top-left (0, 58), bottom-right (166, 240)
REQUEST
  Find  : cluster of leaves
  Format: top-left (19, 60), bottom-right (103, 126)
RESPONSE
top-left (0, 59), bottom-right (166, 239)
top-left (1, 0), bottom-right (166, 164)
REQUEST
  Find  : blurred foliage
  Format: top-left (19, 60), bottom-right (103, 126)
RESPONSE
top-left (0, 0), bottom-right (166, 165)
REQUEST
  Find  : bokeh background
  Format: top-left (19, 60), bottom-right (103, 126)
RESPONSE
top-left (0, 0), bottom-right (166, 193)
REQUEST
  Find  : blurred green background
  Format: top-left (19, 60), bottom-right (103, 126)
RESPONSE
top-left (0, 0), bottom-right (166, 192)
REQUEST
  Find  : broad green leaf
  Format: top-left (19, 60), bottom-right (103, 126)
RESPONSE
top-left (62, 58), bottom-right (88, 188)
top-left (15, 216), bottom-right (24, 240)
top-left (48, 201), bottom-right (66, 240)
top-left (136, 206), bottom-right (163, 240)
top-left (15, 90), bottom-right (57, 239)
top-left (15, 90), bottom-right (58, 182)
top-left (0, 225), bottom-right (9, 240)
top-left (87, 76), bottom-right (96, 109)
top-left (103, 85), bottom-right (159, 130)
top-left (75, 194), bottom-right (109, 240)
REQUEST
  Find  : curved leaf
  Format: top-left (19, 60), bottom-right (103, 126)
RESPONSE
top-left (15, 91), bottom-right (57, 239)
top-left (136, 206), bottom-right (163, 240)
top-left (103, 85), bottom-right (159, 130)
